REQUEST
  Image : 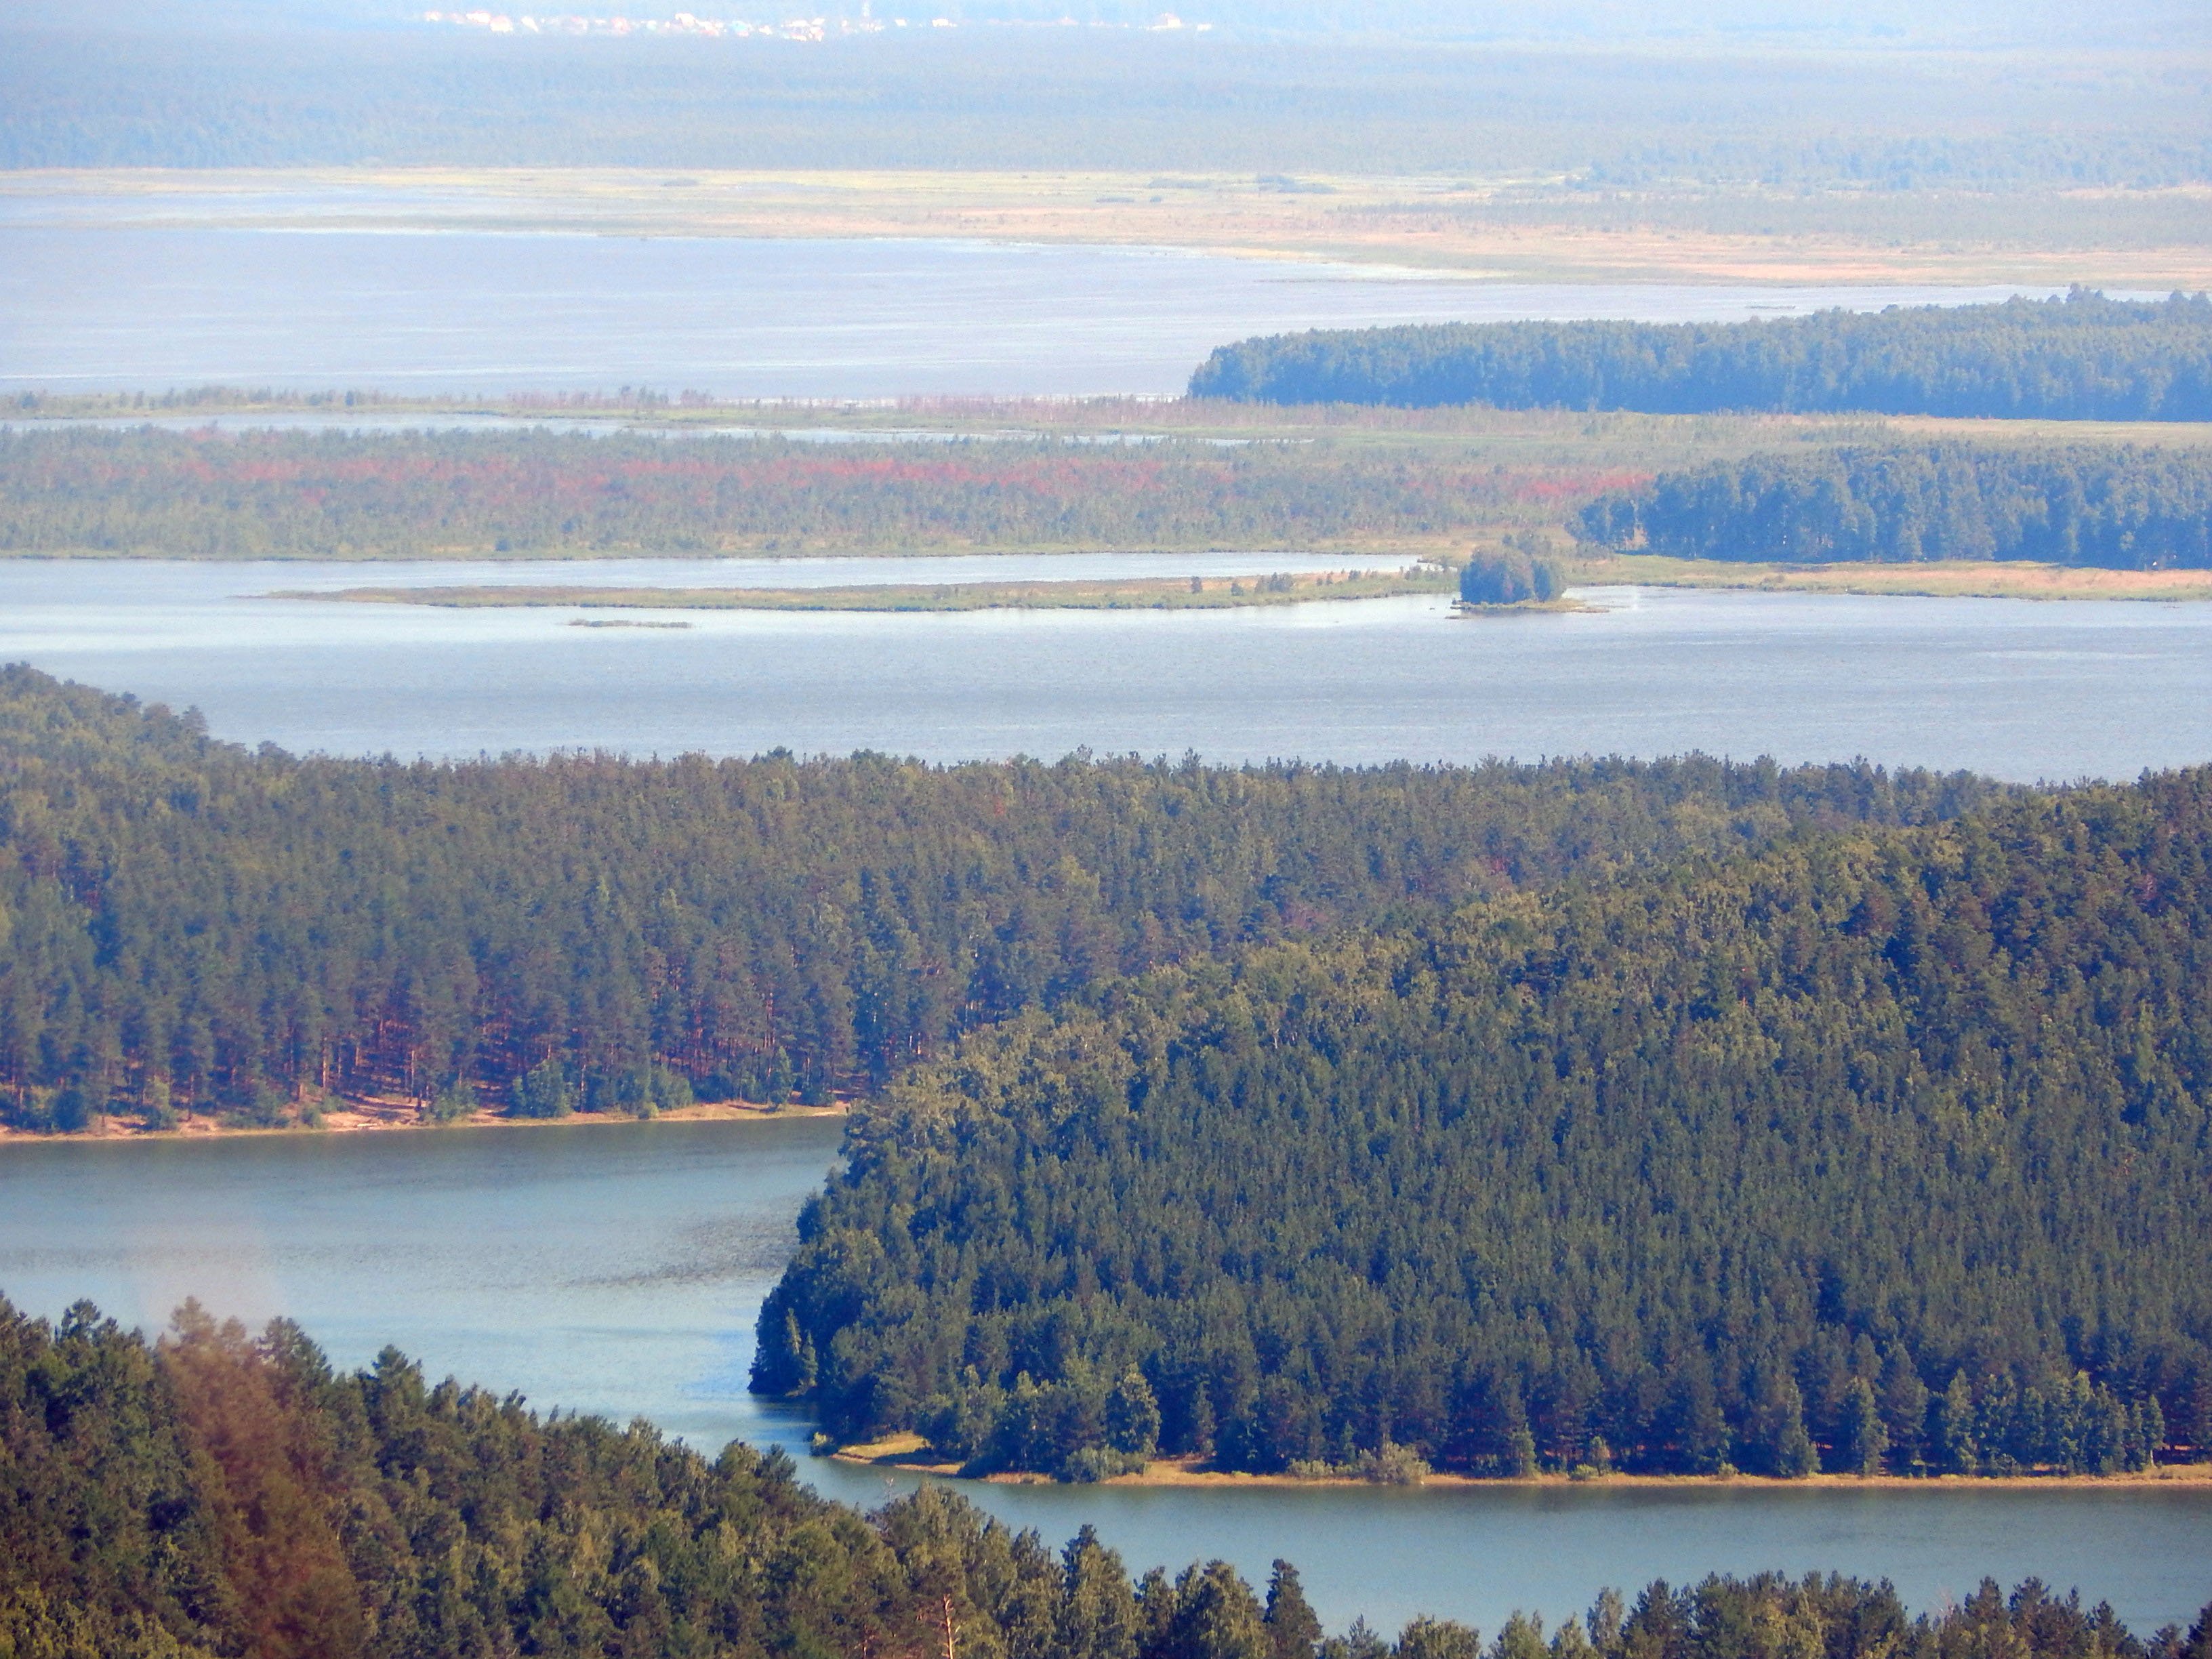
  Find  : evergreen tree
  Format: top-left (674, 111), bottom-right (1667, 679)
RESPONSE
top-left (1107, 1371), bottom-right (1164, 1458)
top-left (1938, 1374), bottom-right (1981, 1475)
top-left (1265, 1562), bottom-right (1324, 1659)
top-left (1062, 1528), bottom-right (1142, 1659)
top-left (1877, 1349), bottom-right (1929, 1473)
top-left (1750, 1368), bottom-right (1820, 1479)
top-left (1841, 1378), bottom-right (1888, 1477)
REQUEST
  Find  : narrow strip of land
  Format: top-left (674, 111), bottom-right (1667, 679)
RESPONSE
top-left (8, 167), bottom-right (2211, 288)
top-left (0, 1097), bottom-right (846, 1143)
top-left (283, 568), bottom-right (1454, 611)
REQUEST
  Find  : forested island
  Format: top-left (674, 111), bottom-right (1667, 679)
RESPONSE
top-left (0, 666), bottom-right (2002, 1132)
top-left (753, 768), bottom-right (2212, 1483)
top-left (6, 1298), bottom-right (2206, 1659)
top-left (1575, 444), bottom-right (2212, 568)
top-left (294, 568), bottom-right (1454, 612)
top-left (1189, 291), bottom-right (2212, 419)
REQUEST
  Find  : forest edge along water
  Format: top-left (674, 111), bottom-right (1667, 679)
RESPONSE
top-left (4, 1124), bottom-right (2212, 1645)
top-left (1, 1120), bottom-right (2208, 1641)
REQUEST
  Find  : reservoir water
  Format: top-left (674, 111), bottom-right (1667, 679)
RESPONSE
top-left (4, 557), bottom-right (2212, 781)
top-left (0, 226), bottom-right (2043, 398)
top-left (0, 1123), bottom-right (2205, 1639)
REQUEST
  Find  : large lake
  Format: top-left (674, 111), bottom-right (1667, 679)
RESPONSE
top-left (0, 225), bottom-right (2041, 398)
top-left (0, 1123), bottom-right (2205, 1639)
top-left (4, 557), bottom-right (2212, 781)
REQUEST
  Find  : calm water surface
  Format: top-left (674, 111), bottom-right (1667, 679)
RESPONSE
top-left (3, 559), bottom-right (2212, 781)
top-left (0, 227), bottom-right (2042, 398)
top-left (0, 1125), bottom-right (2205, 1637)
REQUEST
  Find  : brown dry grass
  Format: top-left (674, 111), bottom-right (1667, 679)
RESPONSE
top-left (8, 167), bottom-right (2211, 288)
top-left (1576, 555), bottom-right (2212, 601)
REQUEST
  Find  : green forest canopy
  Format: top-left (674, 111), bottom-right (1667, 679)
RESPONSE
top-left (6, 1297), bottom-right (2207, 1659)
top-left (0, 666), bottom-right (2001, 1129)
top-left (753, 769), bottom-right (2212, 1481)
top-left (1188, 292), bottom-right (2212, 419)
top-left (1574, 443), bottom-right (2212, 567)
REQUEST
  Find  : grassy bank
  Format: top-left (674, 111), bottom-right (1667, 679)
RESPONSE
top-left (1574, 554), bottom-right (2212, 601)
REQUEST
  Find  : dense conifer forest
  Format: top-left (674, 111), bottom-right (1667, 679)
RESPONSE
top-left (1187, 292), bottom-right (2212, 419)
top-left (0, 427), bottom-right (1611, 556)
top-left (1574, 444), bottom-right (2212, 567)
top-left (3, 1296), bottom-right (2207, 1659)
top-left (753, 770), bottom-right (2212, 1480)
top-left (0, 668), bottom-right (1999, 1128)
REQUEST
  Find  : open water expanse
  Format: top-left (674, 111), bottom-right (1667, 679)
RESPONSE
top-left (0, 226), bottom-right (2044, 398)
top-left (4, 557), bottom-right (2212, 779)
top-left (0, 1122), bottom-right (2205, 1639)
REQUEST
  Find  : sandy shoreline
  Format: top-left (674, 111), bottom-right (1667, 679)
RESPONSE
top-left (827, 1439), bottom-right (2212, 1490)
top-left (0, 1097), bottom-right (848, 1145)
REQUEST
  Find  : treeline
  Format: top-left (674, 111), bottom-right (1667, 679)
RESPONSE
top-left (1574, 443), bottom-right (2212, 567)
top-left (9, 23), bottom-right (2207, 182)
top-left (0, 426), bottom-right (1600, 556)
top-left (754, 771), bottom-right (2212, 1479)
top-left (1188, 291), bottom-right (2212, 420)
top-left (7, 1299), bottom-right (2207, 1659)
top-left (0, 667), bottom-right (2001, 1128)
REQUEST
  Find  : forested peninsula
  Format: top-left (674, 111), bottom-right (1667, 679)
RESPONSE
top-left (0, 667), bottom-right (2001, 1133)
top-left (1575, 444), bottom-right (2212, 567)
top-left (1188, 291), bottom-right (2212, 418)
top-left (754, 770), bottom-right (2212, 1484)
top-left (7, 1302), bottom-right (2207, 1659)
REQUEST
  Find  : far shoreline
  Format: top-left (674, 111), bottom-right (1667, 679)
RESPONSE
top-left (1570, 555), bottom-right (2212, 603)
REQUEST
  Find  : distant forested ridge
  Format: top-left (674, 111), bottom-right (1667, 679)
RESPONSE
top-left (0, 426), bottom-right (1614, 556)
top-left (754, 771), bottom-right (2212, 1479)
top-left (1575, 443), bottom-right (2212, 567)
top-left (7, 1303), bottom-right (2207, 1659)
top-left (1189, 292), bottom-right (2212, 419)
top-left (0, 667), bottom-right (1997, 1128)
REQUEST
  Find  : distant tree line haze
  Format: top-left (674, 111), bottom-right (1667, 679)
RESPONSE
top-left (1576, 444), bottom-right (2212, 568)
top-left (754, 769), bottom-right (2212, 1480)
top-left (0, 427), bottom-right (1607, 556)
top-left (0, 666), bottom-right (1998, 1129)
top-left (1190, 293), bottom-right (2212, 420)
top-left (4, 28), bottom-right (2207, 181)
top-left (5, 1298), bottom-right (2209, 1659)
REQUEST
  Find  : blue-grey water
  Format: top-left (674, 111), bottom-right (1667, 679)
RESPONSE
top-left (0, 226), bottom-right (2044, 398)
top-left (0, 1124), bottom-right (2205, 1639)
top-left (3, 558), bottom-right (2212, 781)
